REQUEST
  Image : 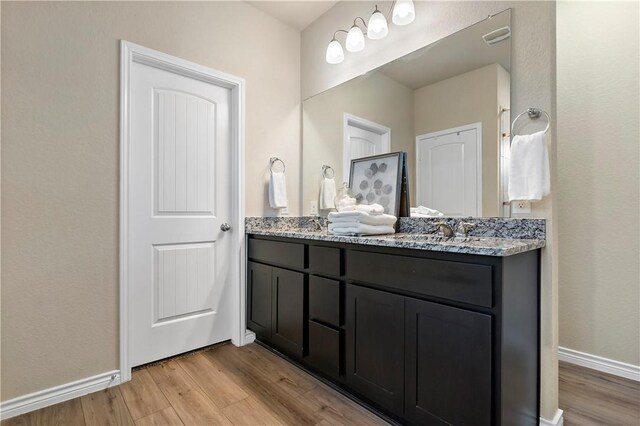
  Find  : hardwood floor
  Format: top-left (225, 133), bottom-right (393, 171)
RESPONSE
top-left (2, 343), bottom-right (387, 426)
top-left (559, 361), bottom-right (640, 426)
top-left (3, 346), bottom-right (638, 425)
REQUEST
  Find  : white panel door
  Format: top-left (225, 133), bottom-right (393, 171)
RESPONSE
top-left (343, 114), bottom-right (391, 180)
top-left (129, 59), bottom-right (232, 366)
top-left (416, 124), bottom-right (482, 217)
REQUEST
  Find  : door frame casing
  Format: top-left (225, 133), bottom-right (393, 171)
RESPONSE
top-left (415, 122), bottom-right (483, 216)
top-left (343, 113), bottom-right (391, 181)
top-left (119, 41), bottom-right (247, 382)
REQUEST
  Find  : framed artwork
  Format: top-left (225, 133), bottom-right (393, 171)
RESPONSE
top-left (349, 151), bottom-right (409, 218)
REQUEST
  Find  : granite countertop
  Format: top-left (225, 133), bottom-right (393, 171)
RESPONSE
top-left (246, 227), bottom-right (545, 257)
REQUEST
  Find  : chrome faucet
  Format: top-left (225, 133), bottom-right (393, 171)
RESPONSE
top-left (310, 217), bottom-right (324, 231)
top-left (433, 222), bottom-right (455, 238)
top-left (456, 222), bottom-right (476, 237)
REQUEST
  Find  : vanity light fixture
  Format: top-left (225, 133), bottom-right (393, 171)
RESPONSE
top-left (325, 1), bottom-right (416, 64)
top-left (392, 0), bottom-right (415, 25)
top-left (346, 18), bottom-right (367, 52)
top-left (367, 5), bottom-right (389, 40)
top-left (326, 33), bottom-right (345, 64)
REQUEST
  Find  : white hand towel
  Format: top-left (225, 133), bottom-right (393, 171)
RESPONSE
top-left (508, 131), bottom-right (550, 201)
top-left (339, 203), bottom-right (384, 215)
top-left (328, 211), bottom-right (397, 226)
top-left (269, 171), bottom-right (288, 209)
top-left (410, 206), bottom-right (444, 217)
top-left (319, 177), bottom-right (337, 210)
top-left (328, 223), bottom-right (396, 236)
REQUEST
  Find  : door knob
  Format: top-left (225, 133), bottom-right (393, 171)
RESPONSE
top-left (220, 223), bottom-right (231, 232)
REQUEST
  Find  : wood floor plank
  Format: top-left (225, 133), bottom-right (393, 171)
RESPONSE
top-left (120, 369), bottom-right (171, 420)
top-left (35, 397), bottom-right (85, 426)
top-left (559, 361), bottom-right (640, 426)
top-left (0, 412), bottom-right (37, 426)
top-left (147, 360), bottom-right (231, 425)
top-left (177, 352), bottom-right (248, 409)
top-left (134, 407), bottom-right (183, 426)
top-left (301, 385), bottom-right (389, 426)
top-left (204, 346), bottom-right (320, 425)
top-left (80, 387), bottom-right (134, 426)
top-left (221, 396), bottom-right (285, 426)
top-left (216, 343), bottom-right (317, 398)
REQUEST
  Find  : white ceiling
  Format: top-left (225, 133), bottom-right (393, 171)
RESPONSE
top-left (246, 1), bottom-right (339, 30)
top-left (379, 11), bottom-right (511, 89)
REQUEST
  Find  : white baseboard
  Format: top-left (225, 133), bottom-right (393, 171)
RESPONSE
top-left (0, 370), bottom-right (121, 420)
top-left (540, 409), bottom-right (564, 426)
top-left (559, 346), bottom-right (640, 381)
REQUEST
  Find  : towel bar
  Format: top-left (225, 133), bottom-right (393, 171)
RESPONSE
top-left (511, 107), bottom-right (550, 137)
top-left (322, 165), bottom-right (335, 179)
top-left (269, 157), bottom-right (286, 173)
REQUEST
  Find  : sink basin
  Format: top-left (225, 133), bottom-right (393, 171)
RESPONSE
top-left (392, 234), bottom-right (485, 243)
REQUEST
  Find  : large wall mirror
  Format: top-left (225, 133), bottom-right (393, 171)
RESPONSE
top-left (302, 9), bottom-right (511, 217)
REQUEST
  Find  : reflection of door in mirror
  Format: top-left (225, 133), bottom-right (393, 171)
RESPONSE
top-left (416, 123), bottom-right (482, 217)
top-left (343, 113), bottom-right (391, 182)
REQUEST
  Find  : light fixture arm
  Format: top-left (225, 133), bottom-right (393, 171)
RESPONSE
top-left (331, 29), bottom-right (349, 41)
top-left (353, 16), bottom-right (368, 29)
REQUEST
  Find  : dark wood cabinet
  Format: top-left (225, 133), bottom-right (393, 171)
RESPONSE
top-left (345, 284), bottom-right (405, 416)
top-left (270, 267), bottom-right (304, 357)
top-left (247, 262), bottom-right (272, 339)
top-left (246, 261), bottom-right (304, 358)
top-left (405, 298), bottom-right (492, 425)
top-left (247, 235), bottom-right (540, 426)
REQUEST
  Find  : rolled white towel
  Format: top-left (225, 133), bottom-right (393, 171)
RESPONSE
top-left (328, 223), bottom-right (395, 236)
top-left (338, 203), bottom-right (384, 215)
top-left (410, 206), bottom-right (444, 217)
top-left (328, 211), bottom-right (397, 226)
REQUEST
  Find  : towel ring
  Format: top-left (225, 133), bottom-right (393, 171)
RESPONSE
top-left (511, 107), bottom-right (550, 137)
top-left (269, 157), bottom-right (285, 173)
top-left (322, 165), bottom-right (335, 179)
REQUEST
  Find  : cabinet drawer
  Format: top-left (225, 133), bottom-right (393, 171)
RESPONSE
top-left (249, 238), bottom-right (305, 269)
top-left (308, 320), bottom-right (342, 379)
top-left (346, 250), bottom-right (493, 308)
top-left (309, 245), bottom-right (341, 277)
top-left (309, 276), bottom-right (341, 327)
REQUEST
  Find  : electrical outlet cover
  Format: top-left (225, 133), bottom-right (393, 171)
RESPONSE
top-left (512, 200), bottom-right (531, 214)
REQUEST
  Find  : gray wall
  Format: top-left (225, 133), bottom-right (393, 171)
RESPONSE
top-left (557, 1), bottom-right (640, 366)
top-left (1, 1), bottom-right (301, 401)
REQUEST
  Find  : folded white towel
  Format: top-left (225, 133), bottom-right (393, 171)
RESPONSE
top-left (338, 203), bottom-right (384, 215)
top-left (269, 171), bottom-right (288, 209)
top-left (335, 195), bottom-right (357, 211)
top-left (319, 177), bottom-right (336, 210)
top-left (508, 131), bottom-right (550, 201)
top-left (411, 206), bottom-right (444, 217)
top-left (328, 211), bottom-right (397, 226)
top-left (328, 223), bottom-right (396, 236)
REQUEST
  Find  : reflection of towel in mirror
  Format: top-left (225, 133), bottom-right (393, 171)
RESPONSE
top-left (269, 172), bottom-right (287, 208)
top-left (508, 131), bottom-right (550, 201)
top-left (319, 177), bottom-right (336, 210)
top-left (410, 206), bottom-right (444, 217)
top-left (328, 211), bottom-right (397, 226)
top-left (338, 203), bottom-right (384, 215)
top-left (328, 223), bottom-right (395, 236)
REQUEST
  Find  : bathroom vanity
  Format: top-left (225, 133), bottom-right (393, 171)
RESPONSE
top-left (245, 218), bottom-right (544, 426)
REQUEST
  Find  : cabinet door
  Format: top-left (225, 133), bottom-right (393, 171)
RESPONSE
top-left (271, 267), bottom-right (305, 357)
top-left (247, 262), bottom-right (272, 339)
top-left (405, 298), bottom-right (492, 426)
top-left (345, 284), bottom-right (404, 415)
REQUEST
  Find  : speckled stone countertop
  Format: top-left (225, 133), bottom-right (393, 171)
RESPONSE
top-left (245, 217), bottom-right (545, 257)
